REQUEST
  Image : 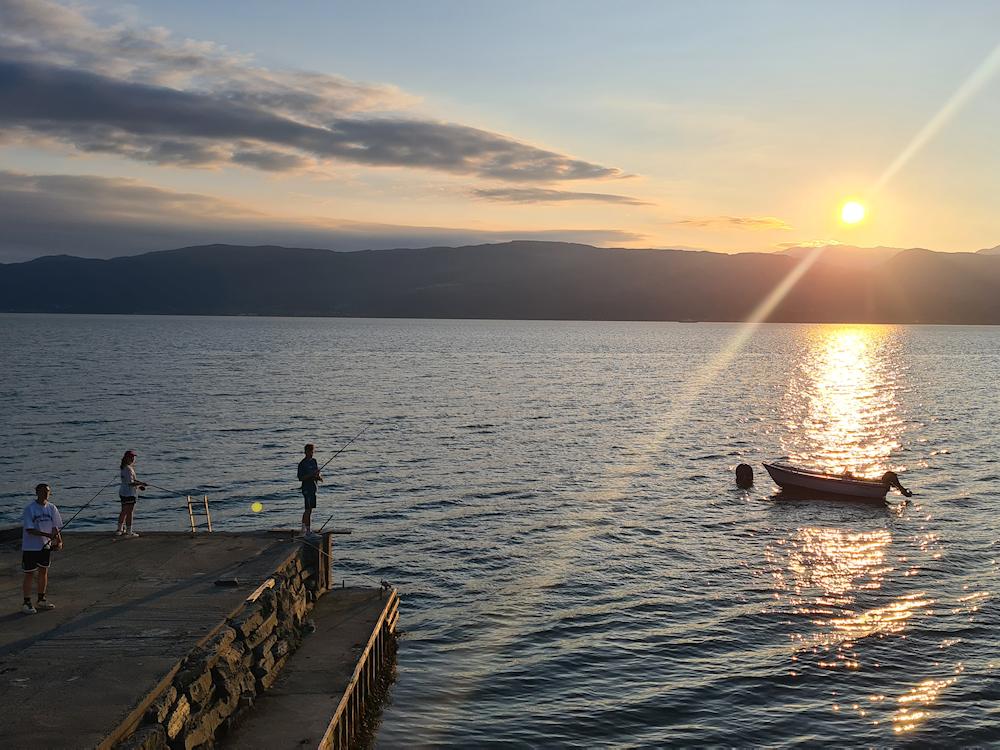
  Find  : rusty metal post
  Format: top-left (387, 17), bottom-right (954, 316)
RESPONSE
top-left (319, 531), bottom-right (333, 591)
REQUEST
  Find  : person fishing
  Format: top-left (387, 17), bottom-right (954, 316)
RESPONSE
top-left (117, 450), bottom-right (146, 537)
top-left (297, 443), bottom-right (323, 535)
top-left (21, 483), bottom-right (63, 614)
top-left (297, 423), bottom-right (374, 537)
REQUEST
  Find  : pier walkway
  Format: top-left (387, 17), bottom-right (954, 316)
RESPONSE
top-left (222, 588), bottom-right (396, 749)
top-left (0, 529), bottom-right (398, 749)
top-left (0, 532), bottom-right (294, 749)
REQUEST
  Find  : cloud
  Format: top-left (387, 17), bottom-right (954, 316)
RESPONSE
top-left (0, 0), bottom-right (622, 182)
top-left (671, 216), bottom-right (792, 231)
top-left (776, 239), bottom-right (842, 248)
top-left (0, 0), bottom-right (412, 116)
top-left (472, 187), bottom-right (651, 205)
top-left (0, 170), bottom-right (643, 261)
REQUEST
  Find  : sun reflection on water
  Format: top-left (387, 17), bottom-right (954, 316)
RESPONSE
top-left (767, 525), bottom-right (934, 673)
top-left (892, 671), bottom-right (961, 734)
top-left (783, 326), bottom-right (904, 477)
top-left (773, 527), bottom-right (892, 601)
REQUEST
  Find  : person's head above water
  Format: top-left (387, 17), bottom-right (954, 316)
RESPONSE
top-left (304, 443), bottom-right (315, 456)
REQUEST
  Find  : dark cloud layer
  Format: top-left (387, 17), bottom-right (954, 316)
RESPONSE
top-left (0, 0), bottom-right (623, 181)
top-left (473, 187), bottom-right (650, 205)
top-left (0, 170), bottom-right (643, 262)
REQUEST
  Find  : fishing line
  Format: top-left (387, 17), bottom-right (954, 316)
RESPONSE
top-left (289, 532), bottom-right (391, 593)
top-left (142, 480), bottom-right (198, 498)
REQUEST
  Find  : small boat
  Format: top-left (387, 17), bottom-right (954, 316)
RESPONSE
top-left (763, 462), bottom-right (912, 501)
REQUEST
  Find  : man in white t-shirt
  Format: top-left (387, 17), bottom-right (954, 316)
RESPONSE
top-left (22, 483), bottom-right (63, 615)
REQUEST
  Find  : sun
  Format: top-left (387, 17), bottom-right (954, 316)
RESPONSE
top-left (841, 201), bottom-right (866, 224)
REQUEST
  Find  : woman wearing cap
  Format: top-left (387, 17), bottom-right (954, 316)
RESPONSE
top-left (117, 450), bottom-right (145, 537)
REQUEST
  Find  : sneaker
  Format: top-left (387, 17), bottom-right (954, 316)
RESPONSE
top-left (22, 603), bottom-right (37, 615)
top-left (35, 599), bottom-right (54, 611)
top-left (115, 527), bottom-right (125, 537)
top-left (125, 529), bottom-right (140, 538)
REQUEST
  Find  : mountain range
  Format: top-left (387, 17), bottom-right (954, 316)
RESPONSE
top-left (3, 241), bottom-right (1000, 323)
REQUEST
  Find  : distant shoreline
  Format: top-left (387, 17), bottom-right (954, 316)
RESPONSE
top-left (3, 311), bottom-right (1000, 327)
top-left (5, 241), bottom-right (1000, 324)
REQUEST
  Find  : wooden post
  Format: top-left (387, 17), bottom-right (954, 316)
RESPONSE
top-left (318, 531), bottom-right (333, 592)
top-left (186, 496), bottom-right (196, 533)
top-left (203, 495), bottom-right (212, 532)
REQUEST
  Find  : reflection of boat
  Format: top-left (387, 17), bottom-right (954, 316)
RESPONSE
top-left (763, 463), bottom-right (902, 500)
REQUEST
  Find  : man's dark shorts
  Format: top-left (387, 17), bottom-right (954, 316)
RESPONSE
top-left (22, 549), bottom-right (52, 572)
top-left (302, 485), bottom-right (317, 510)
top-left (120, 494), bottom-right (137, 506)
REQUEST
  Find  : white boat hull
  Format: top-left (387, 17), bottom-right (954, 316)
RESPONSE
top-left (763, 463), bottom-right (888, 500)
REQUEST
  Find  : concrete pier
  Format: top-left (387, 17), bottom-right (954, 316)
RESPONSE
top-left (222, 588), bottom-right (398, 749)
top-left (0, 530), bottom-right (398, 749)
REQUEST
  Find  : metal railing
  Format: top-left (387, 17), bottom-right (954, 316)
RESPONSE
top-left (320, 588), bottom-right (400, 749)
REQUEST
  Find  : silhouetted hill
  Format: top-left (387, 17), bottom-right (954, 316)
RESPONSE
top-left (777, 244), bottom-right (909, 269)
top-left (3, 241), bottom-right (1000, 323)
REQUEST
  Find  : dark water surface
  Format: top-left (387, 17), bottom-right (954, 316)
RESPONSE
top-left (2, 315), bottom-right (998, 746)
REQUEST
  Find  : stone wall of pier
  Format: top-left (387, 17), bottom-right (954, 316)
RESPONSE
top-left (117, 537), bottom-right (329, 750)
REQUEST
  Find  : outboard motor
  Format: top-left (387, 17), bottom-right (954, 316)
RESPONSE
top-left (882, 471), bottom-right (913, 497)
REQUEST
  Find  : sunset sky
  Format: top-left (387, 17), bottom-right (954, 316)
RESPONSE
top-left (2, 0), bottom-right (999, 261)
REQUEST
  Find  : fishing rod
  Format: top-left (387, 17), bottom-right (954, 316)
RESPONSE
top-left (317, 421), bottom-right (375, 474)
top-left (43, 477), bottom-right (119, 549)
top-left (58, 478), bottom-right (118, 531)
top-left (312, 421), bottom-right (376, 535)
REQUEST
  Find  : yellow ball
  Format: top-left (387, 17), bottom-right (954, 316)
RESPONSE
top-left (251, 501), bottom-right (264, 513)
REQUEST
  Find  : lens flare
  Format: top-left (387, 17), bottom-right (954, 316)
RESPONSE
top-left (251, 501), bottom-right (264, 513)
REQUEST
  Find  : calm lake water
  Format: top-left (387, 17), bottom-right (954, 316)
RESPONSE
top-left (2, 315), bottom-right (999, 746)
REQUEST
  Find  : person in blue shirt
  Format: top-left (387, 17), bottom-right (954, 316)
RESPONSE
top-left (22, 483), bottom-right (63, 615)
top-left (297, 443), bottom-right (323, 534)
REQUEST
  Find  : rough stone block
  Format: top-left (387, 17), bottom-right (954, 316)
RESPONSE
top-left (256, 586), bottom-right (277, 614)
top-left (259, 654), bottom-right (289, 690)
top-left (272, 638), bottom-right (292, 660)
top-left (205, 626), bottom-right (237, 656)
top-left (245, 611), bottom-right (278, 651)
top-left (212, 660), bottom-right (241, 694)
top-left (186, 669), bottom-right (214, 708)
top-left (253, 633), bottom-right (278, 659)
top-left (181, 699), bottom-right (232, 750)
top-left (231, 607), bottom-right (265, 639)
top-left (165, 695), bottom-right (191, 740)
top-left (145, 685), bottom-right (178, 725)
top-left (174, 628), bottom-right (232, 690)
top-left (216, 641), bottom-right (249, 670)
top-left (251, 650), bottom-right (276, 682)
top-left (118, 724), bottom-right (169, 750)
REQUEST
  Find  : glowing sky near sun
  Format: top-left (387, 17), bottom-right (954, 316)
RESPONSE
top-left (1, 0), bottom-right (999, 260)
